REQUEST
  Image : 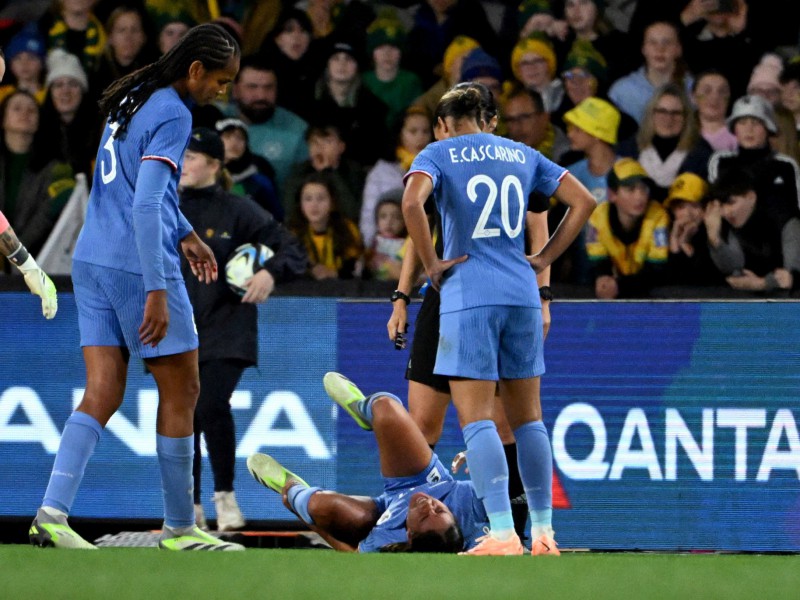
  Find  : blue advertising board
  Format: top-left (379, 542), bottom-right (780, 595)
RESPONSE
top-left (0, 294), bottom-right (338, 522)
top-left (1, 294), bottom-right (798, 551)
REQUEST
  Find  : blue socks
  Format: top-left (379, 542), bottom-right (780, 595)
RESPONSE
top-left (157, 434), bottom-right (195, 529)
top-left (463, 420), bottom-right (515, 536)
top-left (42, 411), bottom-right (103, 514)
top-left (515, 420), bottom-right (553, 537)
top-left (286, 484), bottom-right (321, 524)
top-left (358, 392), bottom-right (401, 426)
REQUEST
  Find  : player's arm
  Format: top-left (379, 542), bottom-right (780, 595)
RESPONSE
top-left (529, 173), bottom-right (596, 273)
top-left (387, 237), bottom-right (421, 343)
top-left (402, 173), bottom-right (466, 291)
top-left (526, 210), bottom-right (551, 339)
top-left (132, 159), bottom-right (172, 346)
top-left (0, 212), bottom-right (57, 319)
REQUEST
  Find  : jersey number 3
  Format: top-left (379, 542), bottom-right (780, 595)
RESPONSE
top-left (467, 174), bottom-right (525, 239)
top-left (101, 122), bottom-right (120, 185)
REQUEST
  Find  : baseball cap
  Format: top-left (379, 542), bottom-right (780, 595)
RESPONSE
top-left (607, 158), bottom-right (654, 190)
top-left (726, 94), bottom-right (777, 135)
top-left (664, 172), bottom-right (709, 210)
top-left (188, 127), bottom-right (225, 161)
top-left (563, 97), bottom-right (620, 145)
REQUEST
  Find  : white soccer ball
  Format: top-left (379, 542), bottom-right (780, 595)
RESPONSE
top-left (225, 243), bottom-right (274, 296)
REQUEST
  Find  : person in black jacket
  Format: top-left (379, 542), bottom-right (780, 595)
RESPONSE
top-left (179, 128), bottom-right (308, 531)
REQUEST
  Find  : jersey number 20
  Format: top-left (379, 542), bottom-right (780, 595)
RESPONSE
top-left (467, 174), bottom-right (525, 239)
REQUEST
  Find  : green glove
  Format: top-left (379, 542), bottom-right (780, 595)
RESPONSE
top-left (17, 256), bottom-right (58, 319)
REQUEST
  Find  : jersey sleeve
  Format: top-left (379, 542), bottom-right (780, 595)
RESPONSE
top-left (530, 148), bottom-right (567, 198)
top-left (142, 108), bottom-right (191, 172)
top-left (405, 145), bottom-right (442, 192)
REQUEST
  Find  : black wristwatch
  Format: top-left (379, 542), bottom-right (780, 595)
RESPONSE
top-left (539, 286), bottom-right (554, 301)
top-left (390, 290), bottom-right (411, 305)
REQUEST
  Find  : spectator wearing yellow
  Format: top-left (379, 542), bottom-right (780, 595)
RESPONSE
top-left (413, 35), bottom-right (480, 122)
top-left (664, 172), bottom-right (723, 286)
top-left (587, 158), bottom-right (669, 298)
top-left (507, 33), bottom-right (562, 113)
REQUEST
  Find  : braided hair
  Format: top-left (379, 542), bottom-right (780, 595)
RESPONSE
top-left (99, 23), bottom-right (239, 137)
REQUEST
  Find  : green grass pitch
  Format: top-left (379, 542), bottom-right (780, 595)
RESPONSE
top-left (1, 547), bottom-right (798, 600)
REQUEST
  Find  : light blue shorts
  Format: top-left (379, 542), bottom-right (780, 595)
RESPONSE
top-left (434, 305), bottom-right (544, 380)
top-left (381, 454), bottom-right (452, 496)
top-left (72, 260), bottom-right (198, 359)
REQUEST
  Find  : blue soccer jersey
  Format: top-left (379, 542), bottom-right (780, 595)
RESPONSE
top-left (358, 478), bottom-right (488, 553)
top-left (407, 132), bottom-right (566, 314)
top-left (73, 87), bottom-right (193, 290)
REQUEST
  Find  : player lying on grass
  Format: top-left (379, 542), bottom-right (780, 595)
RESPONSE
top-left (248, 372), bottom-right (560, 555)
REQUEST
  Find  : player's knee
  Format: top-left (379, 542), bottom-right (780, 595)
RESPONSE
top-left (370, 394), bottom-right (404, 422)
top-left (78, 384), bottom-right (124, 420)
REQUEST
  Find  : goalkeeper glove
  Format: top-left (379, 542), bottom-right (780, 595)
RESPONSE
top-left (16, 255), bottom-right (58, 319)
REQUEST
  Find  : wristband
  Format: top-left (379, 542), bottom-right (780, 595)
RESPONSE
top-left (390, 290), bottom-right (411, 305)
top-left (7, 244), bottom-right (30, 268)
top-left (539, 286), bottom-right (554, 301)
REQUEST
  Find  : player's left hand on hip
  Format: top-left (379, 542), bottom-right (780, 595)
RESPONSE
top-left (18, 256), bottom-right (58, 319)
top-left (527, 253), bottom-right (549, 273)
top-left (428, 255), bottom-right (468, 291)
top-left (241, 269), bottom-right (275, 304)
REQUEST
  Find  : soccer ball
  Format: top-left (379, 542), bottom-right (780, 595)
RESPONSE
top-left (225, 243), bottom-right (274, 296)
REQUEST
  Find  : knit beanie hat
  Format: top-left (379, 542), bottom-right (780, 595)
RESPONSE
top-left (366, 17), bottom-right (407, 54)
top-left (511, 34), bottom-right (557, 81)
top-left (517, 0), bottom-right (552, 28)
top-left (747, 53), bottom-right (783, 96)
top-left (443, 36), bottom-right (481, 81)
top-left (460, 48), bottom-right (503, 83)
top-left (562, 40), bottom-right (607, 82)
top-left (45, 49), bottom-right (89, 92)
top-left (5, 24), bottom-right (46, 62)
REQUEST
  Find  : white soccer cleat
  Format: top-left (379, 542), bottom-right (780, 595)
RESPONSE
top-left (213, 491), bottom-right (245, 531)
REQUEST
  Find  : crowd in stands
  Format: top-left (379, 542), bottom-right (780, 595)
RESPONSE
top-left (1, 0), bottom-right (799, 297)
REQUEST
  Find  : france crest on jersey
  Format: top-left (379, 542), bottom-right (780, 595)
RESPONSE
top-left (74, 87), bottom-right (193, 284)
top-left (406, 132), bottom-right (566, 314)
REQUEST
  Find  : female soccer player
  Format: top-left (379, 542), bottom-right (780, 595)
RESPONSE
top-left (30, 24), bottom-right (244, 551)
top-left (387, 82), bottom-right (552, 541)
top-left (402, 85), bottom-right (596, 555)
top-left (248, 372), bottom-right (488, 553)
